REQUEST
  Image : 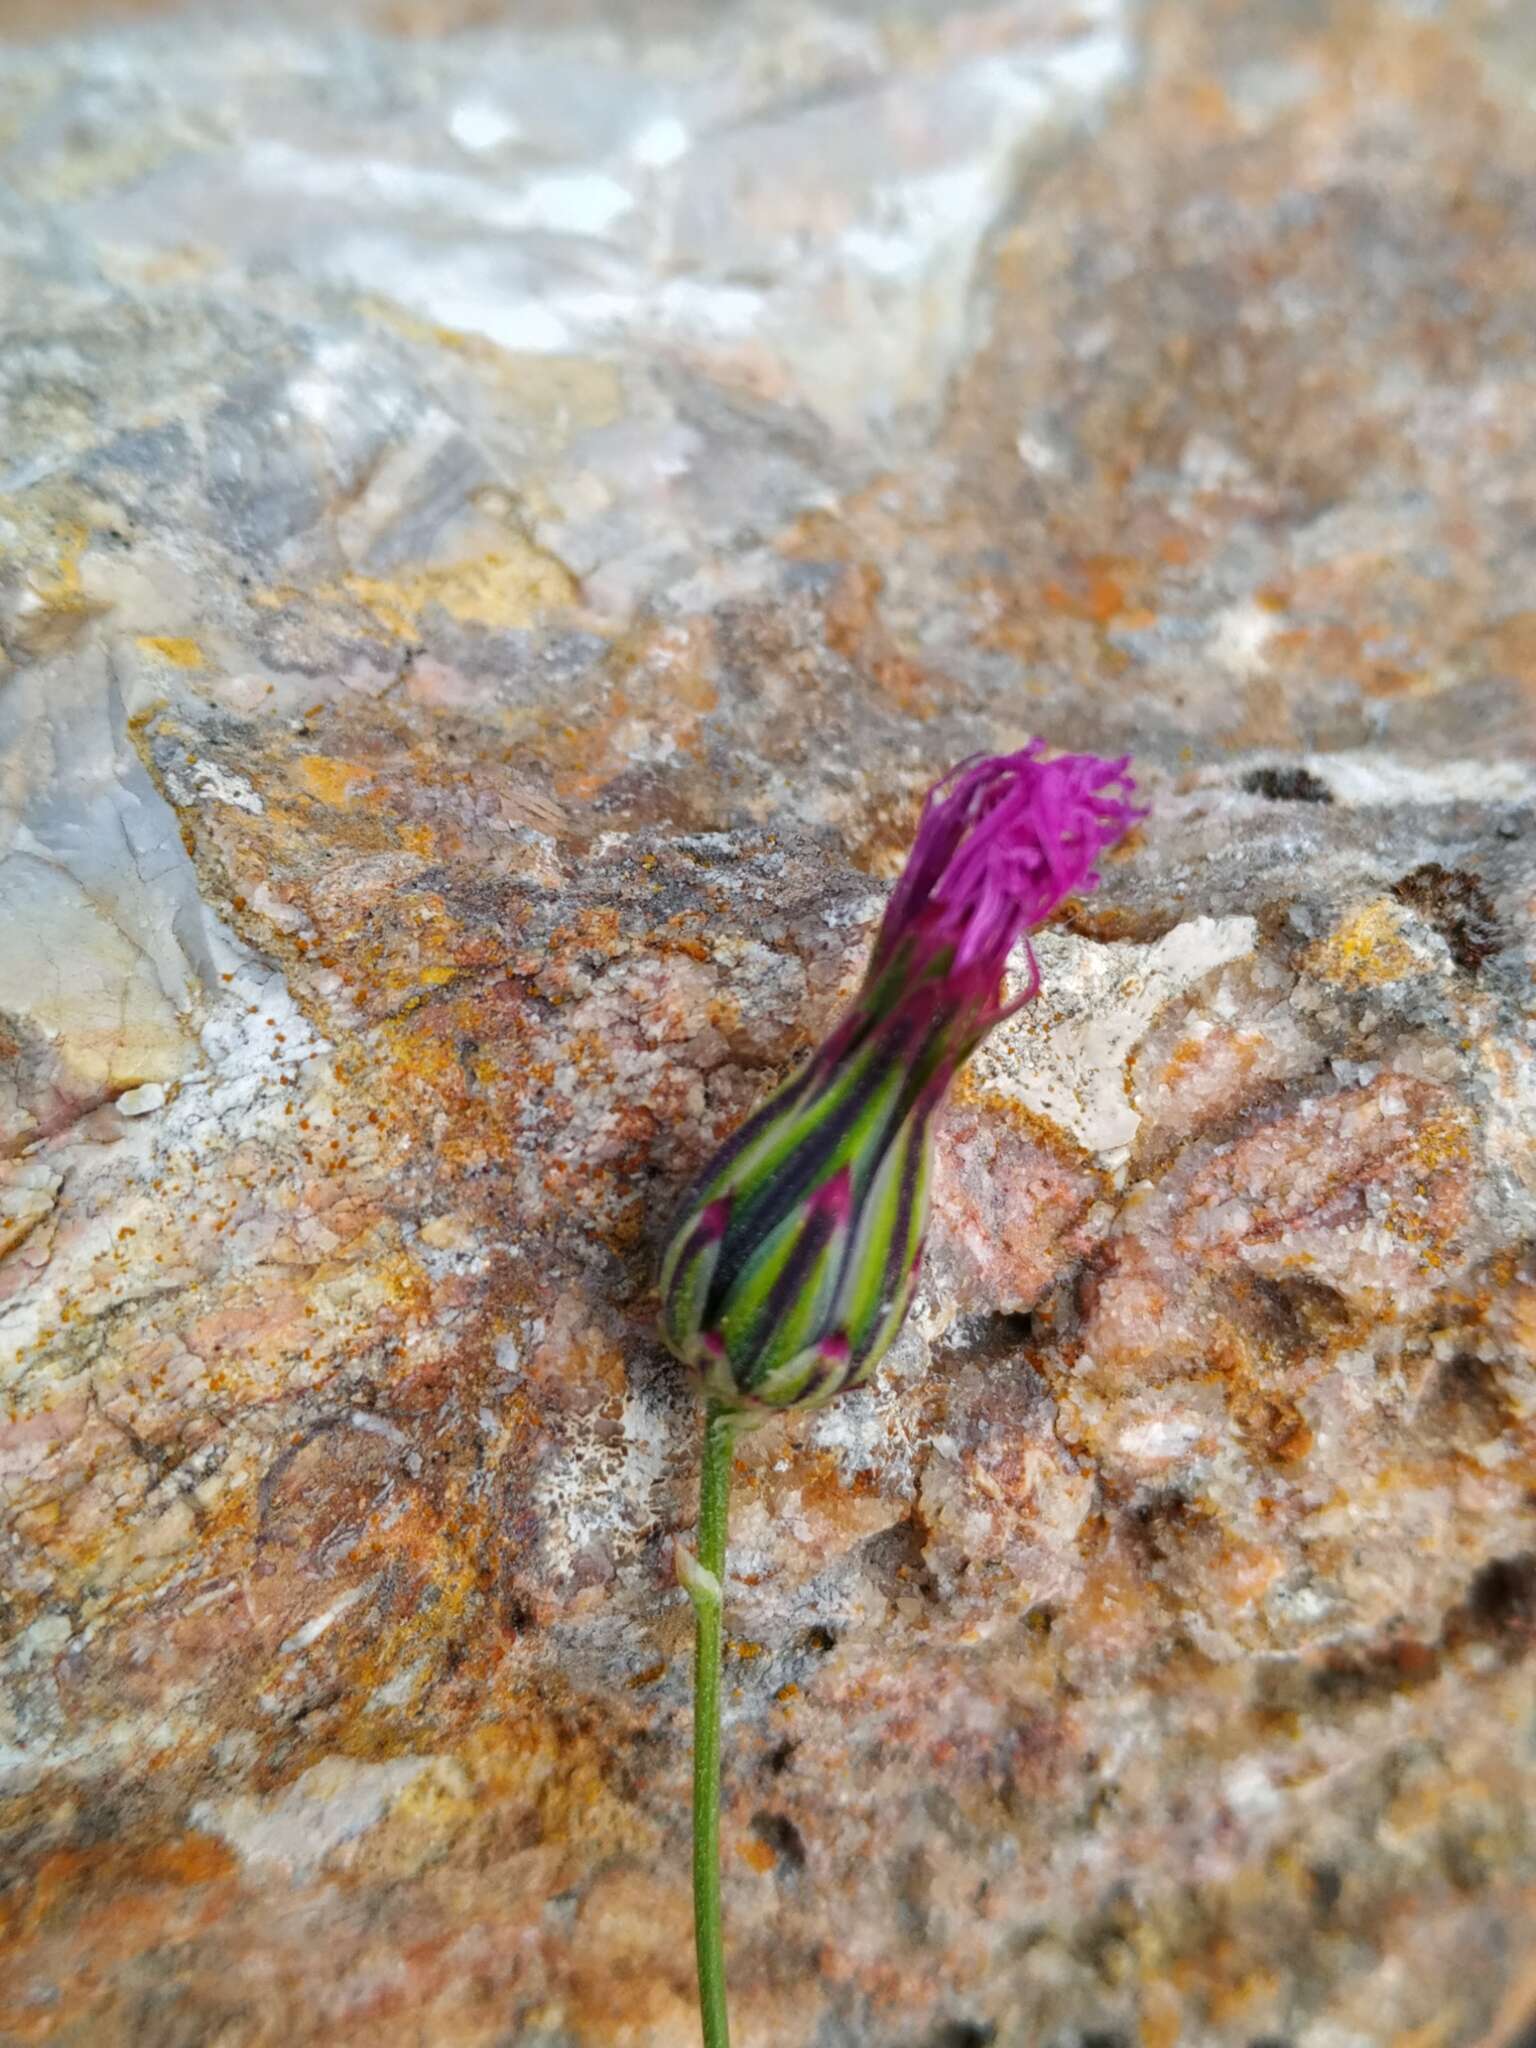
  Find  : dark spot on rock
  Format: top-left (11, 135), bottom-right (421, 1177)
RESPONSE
top-left (994, 1308), bottom-right (1036, 1345)
top-left (1313, 1636), bottom-right (1440, 1703)
top-left (1254, 1633), bottom-right (1441, 1716)
top-left (500, 1593), bottom-right (535, 1637)
top-left (1080, 2032), bottom-right (1131, 2048)
top-left (765, 1738), bottom-right (796, 1776)
top-left (1242, 765), bottom-right (1334, 803)
top-left (1419, 1350), bottom-right (1510, 1452)
top-left (750, 1810), bottom-right (807, 1871)
top-left (288, 1685), bottom-right (344, 1727)
top-left (1309, 1863), bottom-right (1342, 1915)
top-left (1243, 1272), bottom-right (1354, 1351)
top-left (859, 1514), bottom-right (938, 1601)
top-left (801, 1622), bottom-right (837, 1655)
top-left (1391, 861), bottom-right (1503, 972)
top-left (928, 2024), bottom-right (996, 2048)
top-left (1209, 1275), bottom-right (1356, 1425)
top-left (1455, 1552), bottom-right (1536, 1652)
top-left (1126, 1487), bottom-right (1200, 1554)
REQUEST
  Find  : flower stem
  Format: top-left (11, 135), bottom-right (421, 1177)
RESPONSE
top-left (684, 1402), bottom-right (737, 2048)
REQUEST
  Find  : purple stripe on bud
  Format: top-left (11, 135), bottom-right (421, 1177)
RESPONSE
top-left (808, 1164), bottom-right (853, 1226)
top-left (695, 1198), bottom-right (731, 1243)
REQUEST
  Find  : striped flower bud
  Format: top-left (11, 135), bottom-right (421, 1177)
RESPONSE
top-left (659, 743), bottom-right (1144, 1418)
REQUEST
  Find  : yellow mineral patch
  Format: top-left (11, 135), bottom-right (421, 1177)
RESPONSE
top-left (361, 298), bottom-right (624, 431)
top-left (129, 245), bottom-right (216, 288)
top-left (296, 755), bottom-right (374, 806)
top-left (1303, 899), bottom-right (1428, 988)
top-left (17, 130), bottom-right (174, 206)
top-left (34, 519), bottom-right (88, 599)
top-left (5, 515), bottom-right (105, 656)
top-left (339, 546), bottom-right (578, 640)
top-left (136, 635), bottom-right (206, 669)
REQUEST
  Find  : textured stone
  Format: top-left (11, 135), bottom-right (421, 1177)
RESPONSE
top-left (2, 2), bottom-right (1535, 2046)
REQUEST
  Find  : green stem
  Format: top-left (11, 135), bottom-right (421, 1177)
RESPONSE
top-left (686, 1402), bottom-right (737, 2048)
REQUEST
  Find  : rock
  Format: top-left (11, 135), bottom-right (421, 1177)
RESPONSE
top-left (2, 2), bottom-right (1535, 2045)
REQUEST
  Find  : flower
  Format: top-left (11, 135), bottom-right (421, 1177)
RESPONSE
top-left (659, 743), bottom-right (1144, 1417)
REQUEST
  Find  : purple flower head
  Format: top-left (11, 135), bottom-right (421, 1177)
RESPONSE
top-left (659, 742), bottom-right (1144, 1417)
top-left (867, 741), bottom-right (1144, 1050)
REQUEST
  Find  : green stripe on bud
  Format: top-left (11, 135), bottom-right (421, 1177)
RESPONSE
top-left (658, 1032), bottom-right (935, 1417)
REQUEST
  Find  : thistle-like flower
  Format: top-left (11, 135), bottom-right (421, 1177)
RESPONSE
top-left (659, 743), bottom-right (1144, 1419)
top-left (665, 744), bottom-right (1145, 2048)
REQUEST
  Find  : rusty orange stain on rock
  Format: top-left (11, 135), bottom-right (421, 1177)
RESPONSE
top-left (4, 1832), bottom-right (236, 1946)
top-left (1041, 565), bottom-right (1128, 625)
top-left (821, 560), bottom-right (937, 715)
top-left (295, 755), bottom-right (374, 806)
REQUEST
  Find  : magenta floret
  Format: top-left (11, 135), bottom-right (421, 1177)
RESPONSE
top-left (874, 742), bottom-right (1144, 1009)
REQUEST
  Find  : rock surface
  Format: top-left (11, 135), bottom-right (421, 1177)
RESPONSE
top-left (2, 1), bottom-right (1536, 2044)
